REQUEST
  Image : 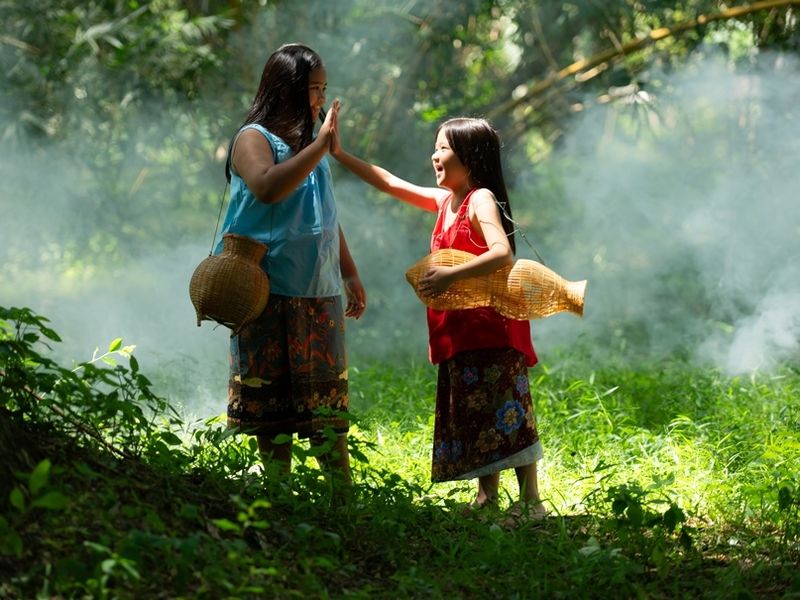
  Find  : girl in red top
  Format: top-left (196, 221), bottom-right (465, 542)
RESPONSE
top-left (333, 117), bottom-right (546, 520)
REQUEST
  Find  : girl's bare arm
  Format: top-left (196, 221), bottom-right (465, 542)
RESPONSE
top-left (232, 106), bottom-right (338, 204)
top-left (456, 188), bottom-right (513, 275)
top-left (339, 226), bottom-right (366, 319)
top-left (329, 117), bottom-right (442, 211)
top-left (417, 188), bottom-right (513, 293)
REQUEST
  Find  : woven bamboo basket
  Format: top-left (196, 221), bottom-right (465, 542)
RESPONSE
top-left (405, 248), bottom-right (586, 320)
top-left (189, 233), bottom-right (270, 333)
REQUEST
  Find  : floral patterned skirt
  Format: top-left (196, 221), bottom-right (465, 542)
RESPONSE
top-left (227, 295), bottom-right (349, 439)
top-left (431, 347), bottom-right (542, 482)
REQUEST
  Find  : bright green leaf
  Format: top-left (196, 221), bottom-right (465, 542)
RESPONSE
top-left (212, 518), bottom-right (241, 533)
top-left (28, 459), bottom-right (51, 496)
top-left (9, 488), bottom-right (25, 512)
top-left (32, 491), bottom-right (69, 510)
top-left (101, 558), bottom-right (117, 574)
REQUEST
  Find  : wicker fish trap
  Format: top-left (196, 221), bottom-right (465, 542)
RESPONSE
top-left (405, 248), bottom-right (586, 320)
top-left (189, 233), bottom-right (270, 333)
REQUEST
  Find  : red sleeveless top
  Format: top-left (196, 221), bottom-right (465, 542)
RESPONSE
top-left (426, 189), bottom-right (537, 366)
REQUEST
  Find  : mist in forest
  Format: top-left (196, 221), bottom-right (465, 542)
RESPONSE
top-left (531, 50), bottom-right (800, 374)
top-left (2, 42), bottom-right (798, 418)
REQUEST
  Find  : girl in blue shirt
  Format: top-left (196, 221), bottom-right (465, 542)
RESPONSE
top-left (217, 43), bottom-right (365, 490)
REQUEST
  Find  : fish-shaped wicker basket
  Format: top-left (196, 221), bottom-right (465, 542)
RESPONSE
top-left (405, 248), bottom-right (586, 320)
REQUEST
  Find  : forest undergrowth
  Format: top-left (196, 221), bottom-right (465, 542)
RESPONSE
top-left (1, 306), bottom-right (799, 599)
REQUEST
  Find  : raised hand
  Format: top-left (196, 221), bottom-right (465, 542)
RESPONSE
top-left (327, 99), bottom-right (342, 155)
top-left (319, 98), bottom-right (340, 151)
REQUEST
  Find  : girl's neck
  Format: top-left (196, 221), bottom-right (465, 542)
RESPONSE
top-left (447, 180), bottom-right (473, 205)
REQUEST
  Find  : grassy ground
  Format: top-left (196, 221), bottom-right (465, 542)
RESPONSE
top-left (351, 359), bottom-right (800, 523)
top-left (348, 360), bottom-right (800, 598)
top-left (1, 311), bottom-right (799, 598)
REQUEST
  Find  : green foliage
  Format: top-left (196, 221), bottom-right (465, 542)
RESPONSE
top-left (0, 306), bottom-right (186, 466)
top-left (1, 459), bottom-right (69, 557)
top-left (1, 0), bottom-right (236, 264)
top-left (1, 305), bottom-right (800, 596)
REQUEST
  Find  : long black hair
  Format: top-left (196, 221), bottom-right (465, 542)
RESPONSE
top-left (438, 117), bottom-right (516, 254)
top-left (225, 43), bottom-right (323, 181)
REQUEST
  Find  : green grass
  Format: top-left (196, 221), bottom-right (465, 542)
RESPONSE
top-left (2, 307), bottom-right (799, 598)
top-left (352, 360), bottom-right (800, 520)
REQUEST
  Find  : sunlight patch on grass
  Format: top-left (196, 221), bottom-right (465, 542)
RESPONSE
top-left (350, 362), bottom-right (800, 523)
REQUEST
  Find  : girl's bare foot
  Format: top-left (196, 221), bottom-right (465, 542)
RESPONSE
top-left (501, 500), bottom-right (548, 527)
top-left (457, 496), bottom-right (499, 518)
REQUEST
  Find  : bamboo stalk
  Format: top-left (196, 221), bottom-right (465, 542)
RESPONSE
top-left (488, 0), bottom-right (800, 120)
top-left (0, 34), bottom-right (39, 53)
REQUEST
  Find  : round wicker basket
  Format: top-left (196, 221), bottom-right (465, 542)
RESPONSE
top-left (405, 248), bottom-right (586, 320)
top-left (189, 233), bottom-right (269, 333)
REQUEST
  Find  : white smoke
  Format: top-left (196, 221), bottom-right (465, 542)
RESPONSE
top-left (531, 49), bottom-right (800, 373)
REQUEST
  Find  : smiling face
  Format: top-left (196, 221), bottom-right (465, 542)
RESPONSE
top-left (308, 66), bottom-right (327, 123)
top-left (431, 129), bottom-right (470, 192)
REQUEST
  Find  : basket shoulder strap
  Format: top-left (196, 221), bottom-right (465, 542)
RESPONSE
top-left (208, 180), bottom-right (229, 255)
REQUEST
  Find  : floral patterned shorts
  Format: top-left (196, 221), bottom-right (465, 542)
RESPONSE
top-left (431, 347), bottom-right (541, 482)
top-left (227, 295), bottom-right (349, 439)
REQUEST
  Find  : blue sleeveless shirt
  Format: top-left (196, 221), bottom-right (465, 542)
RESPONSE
top-left (214, 124), bottom-right (341, 297)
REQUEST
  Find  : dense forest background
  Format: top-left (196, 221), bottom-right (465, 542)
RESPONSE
top-left (2, 2), bottom-right (800, 598)
top-left (2, 0), bottom-right (799, 408)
